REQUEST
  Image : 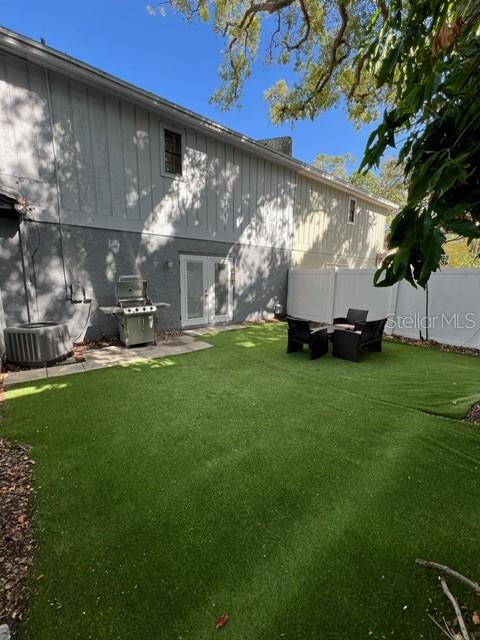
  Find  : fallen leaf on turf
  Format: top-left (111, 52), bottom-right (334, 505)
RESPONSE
top-left (215, 614), bottom-right (229, 629)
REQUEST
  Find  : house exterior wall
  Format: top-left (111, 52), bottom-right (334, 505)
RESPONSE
top-left (291, 175), bottom-right (386, 269)
top-left (0, 47), bottom-right (388, 338)
top-left (0, 220), bottom-right (289, 338)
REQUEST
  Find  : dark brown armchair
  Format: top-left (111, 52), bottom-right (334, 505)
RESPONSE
top-left (286, 318), bottom-right (329, 360)
top-left (332, 318), bottom-right (387, 362)
top-left (333, 308), bottom-right (368, 329)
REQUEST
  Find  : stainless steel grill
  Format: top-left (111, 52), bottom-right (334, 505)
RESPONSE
top-left (100, 275), bottom-right (170, 347)
top-left (115, 275), bottom-right (156, 347)
top-left (99, 275), bottom-right (157, 347)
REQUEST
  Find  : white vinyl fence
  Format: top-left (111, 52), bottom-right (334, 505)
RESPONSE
top-left (287, 268), bottom-right (480, 349)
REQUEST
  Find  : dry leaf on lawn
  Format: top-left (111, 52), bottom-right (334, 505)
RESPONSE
top-left (215, 613), bottom-right (229, 629)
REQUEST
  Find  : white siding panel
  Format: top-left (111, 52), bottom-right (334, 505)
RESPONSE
top-left (248, 154), bottom-right (257, 228)
top-left (264, 161), bottom-right (272, 244)
top-left (224, 144), bottom-right (235, 236)
top-left (70, 83), bottom-right (96, 213)
top-left (240, 151), bottom-right (249, 232)
top-left (28, 65), bottom-right (55, 184)
top-left (88, 90), bottom-right (112, 216)
top-left (120, 102), bottom-right (140, 220)
top-left (135, 108), bottom-right (153, 222)
top-left (206, 136), bottom-right (217, 233)
top-left (256, 158), bottom-right (265, 240)
top-left (0, 54), bottom-right (15, 178)
top-left (5, 56), bottom-right (39, 182)
top-left (274, 163), bottom-right (281, 244)
top-left (195, 131), bottom-right (208, 230)
top-left (233, 147), bottom-right (242, 232)
top-left (216, 141), bottom-right (227, 234)
top-left (50, 75), bottom-right (80, 213)
top-left (0, 56), bottom-right (55, 210)
top-left (184, 127), bottom-right (196, 229)
top-left (105, 96), bottom-right (126, 218)
top-left (149, 116), bottom-right (164, 224)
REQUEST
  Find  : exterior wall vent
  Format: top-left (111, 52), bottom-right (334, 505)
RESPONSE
top-left (4, 321), bottom-right (72, 366)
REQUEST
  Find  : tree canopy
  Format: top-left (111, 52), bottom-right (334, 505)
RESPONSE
top-left (444, 236), bottom-right (480, 268)
top-left (155, 0), bottom-right (480, 287)
top-left (313, 153), bottom-right (406, 208)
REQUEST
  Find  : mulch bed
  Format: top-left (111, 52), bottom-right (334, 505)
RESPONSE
top-left (79, 335), bottom-right (121, 351)
top-left (384, 334), bottom-right (480, 357)
top-left (157, 329), bottom-right (184, 341)
top-left (0, 438), bottom-right (34, 636)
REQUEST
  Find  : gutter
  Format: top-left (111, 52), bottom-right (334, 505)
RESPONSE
top-left (0, 26), bottom-right (398, 213)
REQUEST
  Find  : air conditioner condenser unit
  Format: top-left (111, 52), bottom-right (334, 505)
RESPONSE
top-left (4, 321), bottom-right (73, 367)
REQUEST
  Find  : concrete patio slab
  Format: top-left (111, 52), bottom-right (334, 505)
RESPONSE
top-left (184, 324), bottom-right (244, 336)
top-left (47, 363), bottom-right (86, 379)
top-left (3, 335), bottom-right (212, 387)
top-left (4, 368), bottom-right (48, 386)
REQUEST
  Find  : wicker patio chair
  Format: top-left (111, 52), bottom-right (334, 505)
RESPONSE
top-left (332, 318), bottom-right (387, 362)
top-left (333, 308), bottom-right (368, 330)
top-left (286, 318), bottom-right (329, 360)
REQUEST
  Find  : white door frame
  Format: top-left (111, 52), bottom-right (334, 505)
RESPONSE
top-left (180, 254), bottom-right (234, 327)
top-left (180, 254), bottom-right (209, 327)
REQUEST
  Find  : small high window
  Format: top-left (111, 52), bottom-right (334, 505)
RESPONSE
top-left (348, 198), bottom-right (356, 224)
top-left (164, 129), bottom-right (182, 176)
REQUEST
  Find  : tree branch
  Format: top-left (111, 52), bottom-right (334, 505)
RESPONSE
top-left (226, 0), bottom-right (297, 34)
top-left (441, 579), bottom-right (471, 640)
top-left (223, 0), bottom-right (308, 102)
top-left (284, 0), bottom-right (311, 51)
top-left (378, 0), bottom-right (389, 21)
top-left (348, 0), bottom-right (389, 101)
top-left (348, 52), bottom-right (368, 100)
top-left (416, 559), bottom-right (480, 596)
top-left (294, 1), bottom-right (349, 116)
top-left (267, 12), bottom-right (282, 60)
top-left (427, 613), bottom-right (456, 640)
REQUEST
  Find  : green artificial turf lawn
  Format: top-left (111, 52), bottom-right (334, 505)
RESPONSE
top-left (1, 324), bottom-right (480, 640)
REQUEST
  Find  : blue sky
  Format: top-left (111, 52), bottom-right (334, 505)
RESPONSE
top-left (1, 0), bottom-right (376, 167)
